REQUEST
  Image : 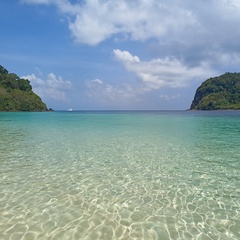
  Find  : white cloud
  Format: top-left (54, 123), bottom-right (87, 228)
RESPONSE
top-left (21, 0), bottom-right (240, 68)
top-left (213, 52), bottom-right (240, 67)
top-left (21, 0), bottom-right (53, 4)
top-left (84, 48), bottom-right (219, 106)
top-left (85, 78), bottom-right (140, 105)
top-left (113, 49), bottom-right (217, 90)
top-left (67, 0), bottom-right (197, 45)
top-left (22, 72), bottom-right (73, 101)
top-left (18, 0), bottom-right (240, 109)
top-left (85, 78), bottom-right (184, 108)
top-left (20, 0), bottom-right (78, 15)
top-left (159, 94), bottom-right (180, 101)
top-left (20, 1), bottom-right (240, 45)
top-left (20, 0), bottom-right (198, 45)
top-left (113, 49), bottom-right (140, 63)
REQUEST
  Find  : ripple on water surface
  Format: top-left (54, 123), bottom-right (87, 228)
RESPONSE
top-left (0, 111), bottom-right (240, 240)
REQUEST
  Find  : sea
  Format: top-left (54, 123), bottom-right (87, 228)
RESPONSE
top-left (0, 110), bottom-right (239, 240)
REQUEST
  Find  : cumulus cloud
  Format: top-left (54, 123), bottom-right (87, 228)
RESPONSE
top-left (85, 78), bottom-right (140, 105)
top-left (18, 0), bottom-right (240, 109)
top-left (65, 0), bottom-right (196, 45)
top-left (159, 94), bottom-right (181, 101)
top-left (85, 48), bottom-right (218, 106)
top-left (22, 72), bottom-right (73, 101)
top-left (21, 0), bottom-right (240, 48)
top-left (20, 0), bottom-right (240, 71)
top-left (113, 49), bottom-right (140, 63)
top-left (85, 78), bottom-right (185, 108)
top-left (113, 49), bottom-right (217, 90)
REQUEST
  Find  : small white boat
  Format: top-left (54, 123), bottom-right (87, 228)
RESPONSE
top-left (67, 108), bottom-right (73, 111)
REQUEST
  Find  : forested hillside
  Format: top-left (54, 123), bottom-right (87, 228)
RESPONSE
top-left (190, 72), bottom-right (240, 110)
top-left (0, 65), bottom-right (48, 111)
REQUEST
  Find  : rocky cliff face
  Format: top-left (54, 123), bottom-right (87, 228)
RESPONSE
top-left (190, 72), bottom-right (240, 110)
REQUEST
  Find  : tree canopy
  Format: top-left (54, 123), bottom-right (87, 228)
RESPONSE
top-left (190, 72), bottom-right (240, 110)
top-left (0, 65), bottom-right (48, 111)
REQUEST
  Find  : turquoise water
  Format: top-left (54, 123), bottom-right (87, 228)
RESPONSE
top-left (0, 111), bottom-right (239, 240)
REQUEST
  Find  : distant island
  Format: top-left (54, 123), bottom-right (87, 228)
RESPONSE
top-left (0, 65), bottom-right (49, 111)
top-left (190, 72), bottom-right (240, 110)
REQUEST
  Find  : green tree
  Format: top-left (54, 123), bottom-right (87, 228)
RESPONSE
top-left (18, 78), bottom-right (32, 91)
top-left (190, 72), bottom-right (240, 110)
top-left (0, 65), bottom-right (48, 111)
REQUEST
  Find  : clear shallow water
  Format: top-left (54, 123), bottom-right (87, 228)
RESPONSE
top-left (0, 111), bottom-right (239, 240)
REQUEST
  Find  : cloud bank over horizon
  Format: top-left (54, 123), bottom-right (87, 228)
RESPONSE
top-left (113, 49), bottom-right (217, 90)
top-left (22, 73), bottom-right (73, 102)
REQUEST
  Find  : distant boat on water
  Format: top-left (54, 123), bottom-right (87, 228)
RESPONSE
top-left (67, 108), bottom-right (73, 111)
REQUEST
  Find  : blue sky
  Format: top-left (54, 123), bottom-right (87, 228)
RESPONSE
top-left (1, 0), bottom-right (240, 110)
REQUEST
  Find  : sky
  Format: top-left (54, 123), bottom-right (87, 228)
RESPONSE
top-left (1, 0), bottom-right (240, 110)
